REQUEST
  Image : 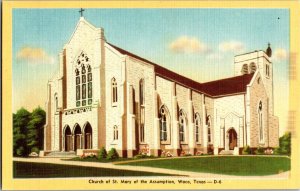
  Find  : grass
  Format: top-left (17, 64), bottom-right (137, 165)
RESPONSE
top-left (118, 156), bottom-right (290, 176)
top-left (63, 156), bottom-right (134, 163)
top-left (13, 161), bottom-right (171, 178)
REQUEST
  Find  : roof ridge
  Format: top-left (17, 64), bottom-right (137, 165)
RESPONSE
top-left (202, 73), bottom-right (254, 84)
top-left (107, 42), bottom-right (254, 98)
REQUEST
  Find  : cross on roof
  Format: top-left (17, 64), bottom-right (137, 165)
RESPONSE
top-left (79, 8), bottom-right (85, 17)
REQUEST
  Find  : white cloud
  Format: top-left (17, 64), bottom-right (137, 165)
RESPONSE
top-left (273, 48), bottom-right (288, 62)
top-left (17, 46), bottom-right (55, 64)
top-left (219, 41), bottom-right (245, 53)
top-left (169, 36), bottom-right (209, 54)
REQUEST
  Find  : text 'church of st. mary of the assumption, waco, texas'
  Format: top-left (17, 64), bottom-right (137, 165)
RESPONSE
top-left (41, 14), bottom-right (279, 158)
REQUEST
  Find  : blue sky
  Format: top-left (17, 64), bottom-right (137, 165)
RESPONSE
top-left (13, 8), bottom-right (289, 134)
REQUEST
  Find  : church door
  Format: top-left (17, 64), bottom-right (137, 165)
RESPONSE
top-left (228, 129), bottom-right (237, 150)
top-left (65, 126), bottom-right (72, 151)
top-left (73, 124), bottom-right (82, 151)
top-left (84, 123), bottom-right (92, 149)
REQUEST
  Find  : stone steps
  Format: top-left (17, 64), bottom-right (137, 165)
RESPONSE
top-left (44, 151), bottom-right (76, 158)
top-left (219, 150), bottom-right (234, 155)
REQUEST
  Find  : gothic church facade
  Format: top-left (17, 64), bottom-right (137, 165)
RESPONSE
top-left (43, 17), bottom-right (279, 157)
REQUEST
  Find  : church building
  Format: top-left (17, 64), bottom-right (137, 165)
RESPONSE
top-left (42, 16), bottom-right (279, 157)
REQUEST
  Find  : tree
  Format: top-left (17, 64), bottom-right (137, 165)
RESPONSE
top-left (13, 108), bottom-right (31, 156)
top-left (98, 147), bottom-right (107, 159)
top-left (13, 107), bottom-right (46, 156)
top-left (27, 107), bottom-right (46, 153)
top-left (107, 148), bottom-right (119, 160)
top-left (275, 132), bottom-right (291, 155)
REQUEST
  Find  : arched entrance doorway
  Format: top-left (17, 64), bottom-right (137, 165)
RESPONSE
top-left (84, 123), bottom-right (92, 149)
top-left (64, 126), bottom-right (72, 151)
top-left (73, 124), bottom-right (82, 151)
top-left (228, 128), bottom-right (237, 150)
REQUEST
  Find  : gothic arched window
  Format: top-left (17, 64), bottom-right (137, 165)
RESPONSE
top-left (139, 79), bottom-right (145, 142)
top-left (195, 113), bottom-right (201, 143)
top-left (75, 51), bottom-right (92, 107)
top-left (266, 64), bottom-right (270, 77)
top-left (54, 93), bottom-right (58, 110)
top-left (207, 115), bottom-right (211, 143)
top-left (241, 64), bottom-right (249, 75)
top-left (159, 106), bottom-right (169, 142)
top-left (258, 101), bottom-right (264, 142)
top-left (111, 78), bottom-right (118, 104)
top-left (249, 62), bottom-right (257, 73)
top-left (179, 110), bottom-right (186, 142)
top-left (113, 125), bottom-right (118, 140)
top-left (87, 65), bottom-right (92, 105)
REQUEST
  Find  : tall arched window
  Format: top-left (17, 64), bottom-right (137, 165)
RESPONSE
top-left (241, 64), bottom-right (249, 74)
top-left (179, 110), bottom-right (186, 142)
top-left (195, 113), bottom-right (201, 143)
top-left (75, 51), bottom-right (92, 107)
top-left (266, 64), bottom-right (270, 77)
top-left (111, 78), bottom-right (118, 104)
top-left (258, 101), bottom-right (264, 142)
top-left (159, 106), bottom-right (169, 142)
top-left (139, 79), bottom-right (145, 142)
top-left (54, 93), bottom-right (58, 110)
top-left (207, 115), bottom-right (211, 143)
top-left (87, 65), bottom-right (92, 105)
top-left (249, 62), bottom-right (257, 73)
top-left (113, 125), bottom-right (118, 140)
top-left (75, 68), bottom-right (80, 107)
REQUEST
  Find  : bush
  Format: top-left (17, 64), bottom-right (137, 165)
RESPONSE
top-left (134, 154), bottom-right (147, 159)
top-left (275, 132), bottom-right (291, 155)
top-left (16, 146), bottom-right (25, 156)
top-left (255, 147), bottom-right (265, 155)
top-left (242, 145), bottom-right (251, 155)
top-left (98, 147), bottom-right (107, 159)
top-left (134, 154), bottom-right (155, 159)
top-left (107, 148), bottom-right (119, 160)
top-left (31, 147), bottom-right (39, 153)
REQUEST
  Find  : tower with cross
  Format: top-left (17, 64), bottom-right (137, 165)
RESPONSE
top-left (79, 8), bottom-right (85, 17)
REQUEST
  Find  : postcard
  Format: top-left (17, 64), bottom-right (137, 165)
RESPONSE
top-left (2, 0), bottom-right (300, 190)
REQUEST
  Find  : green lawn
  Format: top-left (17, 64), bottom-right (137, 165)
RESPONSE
top-left (118, 156), bottom-right (290, 176)
top-left (63, 157), bottom-right (135, 163)
top-left (13, 161), bottom-right (171, 178)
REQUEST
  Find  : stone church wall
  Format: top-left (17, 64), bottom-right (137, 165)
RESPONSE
top-left (249, 72), bottom-right (269, 148)
top-left (205, 96), bottom-right (214, 145)
top-left (269, 115), bottom-right (279, 147)
top-left (155, 76), bottom-right (173, 150)
top-left (104, 46), bottom-right (125, 152)
top-left (214, 94), bottom-right (245, 149)
top-left (126, 56), bottom-right (155, 153)
top-left (192, 91), bottom-right (203, 146)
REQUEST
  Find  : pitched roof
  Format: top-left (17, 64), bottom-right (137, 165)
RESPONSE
top-left (107, 42), bottom-right (254, 97)
top-left (200, 73), bottom-right (254, 97)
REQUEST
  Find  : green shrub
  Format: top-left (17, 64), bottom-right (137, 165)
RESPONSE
top-left (275, 132), bottom-right (291, 155)
top-left (134, 154), bottom-right (155, 159)
top-left (16, 146), bottom-right (25, 156)
top-left (242, 145), bottom-right (251, 155)
top-left (134, 154), bottom-right (146, 159)
top-left (107, 148), bottom-right (119, 160)
top-left (98, 147), bottom-right (107, 159)
top-left (31, 147), bottom-right (39, 153)
top-left (255, 147), bottom-right (265, 155)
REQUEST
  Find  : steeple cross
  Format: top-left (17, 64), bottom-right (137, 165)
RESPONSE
top-left (79, 8), bottom-right (85, 17)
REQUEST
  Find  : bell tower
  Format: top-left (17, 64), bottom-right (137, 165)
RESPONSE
top-left (234, 44), bottom-right (274, 114)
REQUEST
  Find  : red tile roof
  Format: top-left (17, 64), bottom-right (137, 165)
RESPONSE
top-left (108, 42), bottom-right (254, 98)
top-left (200, 73), bottom-right (254, 97)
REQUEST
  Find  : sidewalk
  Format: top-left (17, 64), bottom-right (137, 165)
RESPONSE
top-left (13, 157), bottom-right (290, 179)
